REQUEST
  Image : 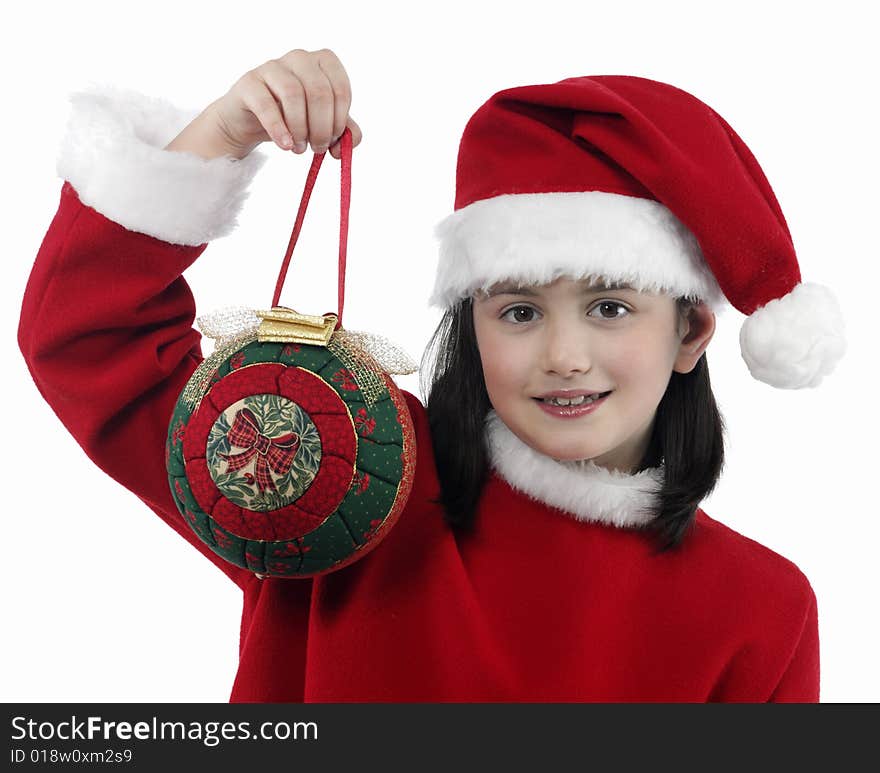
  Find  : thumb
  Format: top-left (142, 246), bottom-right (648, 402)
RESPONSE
top-left (328, 117), bottom-right (362, 159)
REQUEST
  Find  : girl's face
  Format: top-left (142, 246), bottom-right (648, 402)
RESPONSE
top-left (472, 276), bottom-right (715, 473)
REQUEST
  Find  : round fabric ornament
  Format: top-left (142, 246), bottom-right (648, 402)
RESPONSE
top-left (166, 129), bottom-right (418, 579)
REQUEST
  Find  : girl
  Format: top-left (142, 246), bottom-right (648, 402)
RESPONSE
top-left (18, 48), bottom-right (846, 702)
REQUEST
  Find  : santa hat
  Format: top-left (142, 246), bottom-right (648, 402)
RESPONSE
top-left (429, 75), bottom-right (846, 389)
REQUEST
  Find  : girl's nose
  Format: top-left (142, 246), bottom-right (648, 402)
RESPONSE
top-left (541, 324), bottom-right (594, 375)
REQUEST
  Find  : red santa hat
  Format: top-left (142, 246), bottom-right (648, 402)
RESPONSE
top-left (429, 75), bottom-right (846, 389)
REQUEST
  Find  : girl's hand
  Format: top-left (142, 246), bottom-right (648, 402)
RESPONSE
top-left (206, 48), bottom-right (363, 160)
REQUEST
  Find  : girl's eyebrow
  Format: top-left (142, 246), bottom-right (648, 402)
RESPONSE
top-left (484, 281), bottom-right (635, 298)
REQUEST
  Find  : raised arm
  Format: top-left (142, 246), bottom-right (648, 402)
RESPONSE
top-left (19, 85), bottom-right (269, 587)
top-left (20, 49), bottom-right (363, 588)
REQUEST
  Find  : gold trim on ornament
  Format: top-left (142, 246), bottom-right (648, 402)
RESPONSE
top-left (181, 330), bottom-right (259, 411)
top-left (256, 307), bottom-right (338, 346)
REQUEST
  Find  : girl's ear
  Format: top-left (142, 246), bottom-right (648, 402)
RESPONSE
top-left (673, 302), bottom-right (715, 374)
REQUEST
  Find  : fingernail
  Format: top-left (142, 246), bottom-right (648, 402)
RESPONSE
top-left (280, 133), bottom-right (293, 148)
top-left (293, 141), bottom-right (307, 153)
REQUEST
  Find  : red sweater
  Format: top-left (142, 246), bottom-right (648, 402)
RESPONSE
top-left (19, 179), bottom-right (820, 702)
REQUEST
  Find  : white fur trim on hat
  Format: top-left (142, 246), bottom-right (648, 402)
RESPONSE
top-left (429, 191), bottom-right (727, 313)
top-left (56, 83), bottom-right (268, 246)
top-left (739, 281), bottom-right (847, 389)
top-left (483, 409), bottom-right (664, 529)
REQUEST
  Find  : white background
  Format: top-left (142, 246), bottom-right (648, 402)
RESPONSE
top-left (2, 0), bottom-right (877, 702)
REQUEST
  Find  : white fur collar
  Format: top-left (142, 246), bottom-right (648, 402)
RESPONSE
top-left (483, 409), bottom-right (664, 529)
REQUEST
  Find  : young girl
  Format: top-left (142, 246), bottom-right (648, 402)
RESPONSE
top-left (18, 48), bottom-right (846, 702)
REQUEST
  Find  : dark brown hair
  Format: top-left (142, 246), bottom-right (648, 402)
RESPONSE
top-left (418, 295), bottom-right (726, 554)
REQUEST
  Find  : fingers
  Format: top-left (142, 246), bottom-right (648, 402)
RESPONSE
top-left (237, 70), bottom-right (297, 151)
top-left (283, 50), bottom-right (336, 152)
top-left (257, 60), bottom-right (309, 151)
top-left (314, 49), bottom-right (353, 146)
top-left (328, 116), bottom-right (363, 159)
top-left (257, 48), bottom-right (361, 156)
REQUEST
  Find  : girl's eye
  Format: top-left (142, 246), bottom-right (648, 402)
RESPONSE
top-left (500, 305), bottom-right (539, 324)
top-left (500, 301), bottom-right (630, 324)
top-left (588, 301), bottom-right (630, 320)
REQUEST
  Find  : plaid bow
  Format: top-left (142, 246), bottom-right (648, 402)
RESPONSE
top-left (219, 408), bottom-right (300, 493)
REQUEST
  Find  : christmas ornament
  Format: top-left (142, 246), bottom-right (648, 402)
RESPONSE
top-left (166, 128), bottom-right (418, 579)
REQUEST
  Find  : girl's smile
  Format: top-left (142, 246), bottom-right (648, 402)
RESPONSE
top-left (533, 390), bottom-right (612, 418)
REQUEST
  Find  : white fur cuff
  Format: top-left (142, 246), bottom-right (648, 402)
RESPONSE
top-left (56, 83), bottom-right (268, 246)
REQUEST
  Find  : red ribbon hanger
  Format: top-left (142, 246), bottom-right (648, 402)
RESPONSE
top-left (271, 127), bottom-right (353, 332)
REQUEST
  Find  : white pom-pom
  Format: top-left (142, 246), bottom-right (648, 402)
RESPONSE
top-left (739, 282), bottom-right (847, 388)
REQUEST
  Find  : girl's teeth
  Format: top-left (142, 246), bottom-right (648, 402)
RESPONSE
top-left (543, 395), bottom-right (595, 406)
